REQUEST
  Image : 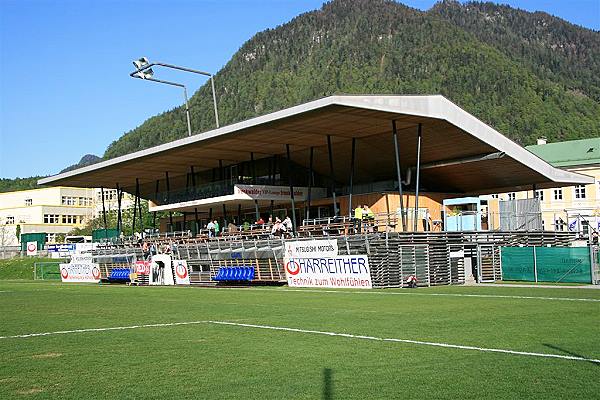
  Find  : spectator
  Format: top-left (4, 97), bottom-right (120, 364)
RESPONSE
top-left (271, 218), bottom-right (285, 237)
top-left (354, 205), bottom-right (363, 233)
top-left (283, 215), bottom-right (293, 232)
top-left (207, 220), bottom-right (215, 237)
top-left (213, 220), bottom-right (220, 237)
top-left (142, 242), bottom-right (150, 260)
top-left (256, 216), bottom-right (265, 225)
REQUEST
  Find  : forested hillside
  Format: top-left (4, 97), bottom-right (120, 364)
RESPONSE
top-left (3, 0), bottom-right (599, 192)
top-left (104, 0), bottom-right (600, 160)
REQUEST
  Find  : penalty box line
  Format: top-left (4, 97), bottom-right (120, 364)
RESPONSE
top-left (1, 320), bottom-right (599, 365)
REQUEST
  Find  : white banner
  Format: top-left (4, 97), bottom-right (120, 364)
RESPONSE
top-left (234, 184), bottom-right (327, 201)
top-left (285, 239), bottom-right (338, 259)
top-left (26, 241), bottom-right (38, 256)
top-left (149, 254), bottom-right (174, 286)
top-left (60, 262), bottom-right (101, 283)
top-left (284, 255), bottom-right (372, 289)
top-left (173, 260), bottom-right (190, 285)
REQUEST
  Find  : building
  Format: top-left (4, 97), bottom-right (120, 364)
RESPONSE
top-left (0, 187), bottom-right (96, 245)
top-left (38, 95), bottom-right (593, 235)
top-left (0, 186), bottom-right (137, 246)
top-left (493, 138), bottom-right (600, 236)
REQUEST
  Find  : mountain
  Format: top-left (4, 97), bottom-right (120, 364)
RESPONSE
top-left (103, 0), bottom-right (600, 160)
top-left (59, 154), bottom-right (102, 173)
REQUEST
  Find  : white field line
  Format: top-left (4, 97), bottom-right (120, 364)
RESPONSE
top-left (213, 287), bottom-right (600, 303)
top-left (1, 319), bottom-right (599, 364)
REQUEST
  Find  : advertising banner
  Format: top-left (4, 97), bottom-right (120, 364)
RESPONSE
top-left (59, 262), bottom-right (101, 283)
top-left (173, 260), bottom-right (190, 285)
top-left (285, 239), bottom-right (338, 259)
top-left (149, 255), bottom-right (174, 286)
top-left (26, 241), bottom-right (38, 256)
top-left (234, 184), bottom-right (327, 201)
top-left (135, 260), bottom-right (150, 275)
top-left (284, 255), bottom-right (372, 289)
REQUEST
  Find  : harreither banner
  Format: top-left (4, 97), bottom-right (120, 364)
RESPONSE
top-left (284, 255), bottom-right (372, 289)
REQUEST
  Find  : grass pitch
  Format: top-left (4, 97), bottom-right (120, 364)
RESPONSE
top-left (0, 281), bottom-right (598, 399)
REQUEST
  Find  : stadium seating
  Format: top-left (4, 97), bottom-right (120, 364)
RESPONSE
top-left (108, 268), bottom-right (131, 282)
top-left (212, 266), bottom-right (255, 282)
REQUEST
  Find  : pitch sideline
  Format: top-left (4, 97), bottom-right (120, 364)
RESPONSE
top-left (1, 319), bottom-right (598, 364)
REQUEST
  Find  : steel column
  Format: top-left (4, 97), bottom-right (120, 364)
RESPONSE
top-left (392, 120), bottom-right (406, 231)
top-left (166, 172), bottom-right (173, 231)
top-left (414, 123), bottom-right (422, 232)
top-left (327, 135), bottom-right (337, 216)
top-left (100, 187), bottom-right (108, 241)
top-left (306, 146), bottom-right (314, 220)
top-left (348, 137), bottom-right (356, 217)
top-left (136, 178), bottom-right (144, 238)
top-left (286, 144), bottom-right (297, 234)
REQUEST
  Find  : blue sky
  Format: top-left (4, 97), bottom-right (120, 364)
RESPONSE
top-left (1, 0), bottom-right (598, 179)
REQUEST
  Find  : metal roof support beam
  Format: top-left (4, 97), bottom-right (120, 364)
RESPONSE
top-left (306, 147), bottom-right (314, 220)
top-left (116, 183), bottom-right (122, 233)
top-left (420, 151), bottom-right (505, 170)
top-left (136, 178), bottom-right (144, 238)
top-left (286, 144), bottom-right (297, 235)
top-left (348, 137), bottom-right (356, 218)
top-left (392, 120), bottom-right (407, 231)
top-left (327, 135), bottom-right (338, 216)
top-left (166, 172), bottom-right (173, 232)
top-left (414, 123), bottom-right (422, 232)
top-left (153, 180), bottom-right (159, 230)
top-left (100, 187), bottom-right (108, 241)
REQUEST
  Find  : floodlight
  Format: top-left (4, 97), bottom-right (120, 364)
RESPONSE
top-left (132, 57), bottom-right (149, 70)
top-left (142, 68), bottom-right (154, 79)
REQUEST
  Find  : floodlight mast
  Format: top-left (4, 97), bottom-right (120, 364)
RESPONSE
top-left (130, 57), bottom-right (220, 137)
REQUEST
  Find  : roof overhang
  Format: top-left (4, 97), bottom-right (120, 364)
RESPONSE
top-left (39, 95), bottom-right (593, 196)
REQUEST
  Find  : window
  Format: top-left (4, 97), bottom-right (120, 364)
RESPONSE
top-left (44, 214), bottom-right (59, 224)
top-left (553, 189), bottom-right (563, 201)
top-left (62, 215), bottom-right (78, 224)
top-left (554, 218), bottom-right (565, 231)
top-left (534, 190), bottom-right (544, 201)
top-left (78, 197), bottom-right (92, 206)
top-left (61, 196), bottom-right (76, 205)
top-left (24, 198), bottom-right (32, 206)
top-left (574, 185), bottom-right (586, 199)
top-left (541, 220), bottom-right (545, 230)
top-left (490, 194), bottom-right (499, 199)
top-left (507, 192), bottom-right (516, 201)
top-left (6, 216), bottom-right (14, 224)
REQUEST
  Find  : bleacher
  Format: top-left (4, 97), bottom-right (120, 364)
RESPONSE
top-left (91, 226), bottom-right (577, 288)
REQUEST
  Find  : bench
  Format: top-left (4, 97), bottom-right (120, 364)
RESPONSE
top-left (212, 266), bottom-right (255, 282)
top-left (108, 268), bottom-right (130, 283)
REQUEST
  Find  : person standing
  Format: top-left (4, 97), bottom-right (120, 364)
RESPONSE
top-left (207, 220), bottom-right (215, 237)
top-left (214, 220), bottom-right (220, 237)
top-left (353, 205), bottom-right (363, 233)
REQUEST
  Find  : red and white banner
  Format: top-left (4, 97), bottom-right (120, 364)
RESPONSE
top-left (173, 260), bottom-right (190, 285)
top-left (59, 262), bottom-right (101, 283)
top-left (26, 241), bottom-right (38, 256)
top-left (135, 260), bottom-right (150, 275)
top-left (284, 255), bottom-right (372, 289)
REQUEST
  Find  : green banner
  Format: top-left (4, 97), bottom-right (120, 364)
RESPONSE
top-left (500, 247), bottom-right (535, 281)
top-left (501, 247), bottom-right (592, 283)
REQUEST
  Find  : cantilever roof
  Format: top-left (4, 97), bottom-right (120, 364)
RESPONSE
top-left (39, 95), bottom-right (593, 197)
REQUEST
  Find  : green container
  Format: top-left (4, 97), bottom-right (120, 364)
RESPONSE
top-left (20, 232), bottom-right (47, 251)
top-left (92, 228), bottom-right (120, 242)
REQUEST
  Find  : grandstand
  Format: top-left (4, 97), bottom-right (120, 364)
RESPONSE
top-left (39, 95), bottom-right (594, 286)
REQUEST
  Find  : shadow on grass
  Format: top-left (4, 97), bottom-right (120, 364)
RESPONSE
top-left (543, 343), bottom-right (599, 367)
top-left (323, 368), bottom-right (333, 400)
